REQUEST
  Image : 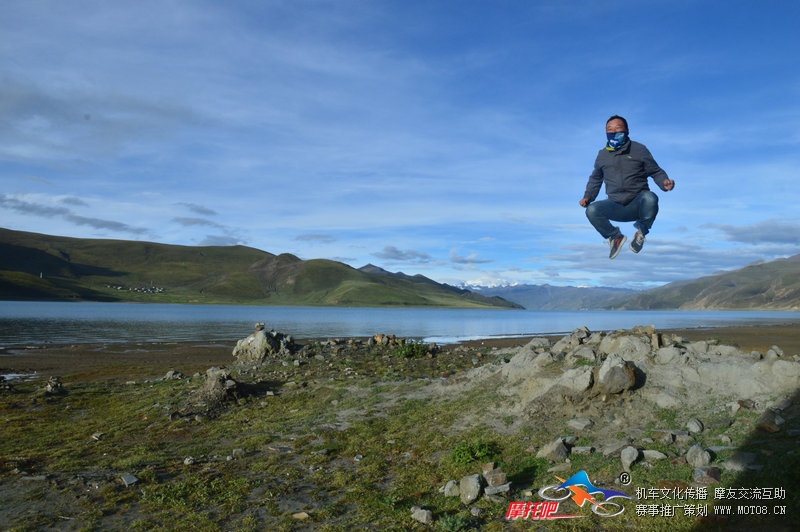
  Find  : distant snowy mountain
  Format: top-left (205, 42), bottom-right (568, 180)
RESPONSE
top-left (469, 283), bottom-right (636, 310)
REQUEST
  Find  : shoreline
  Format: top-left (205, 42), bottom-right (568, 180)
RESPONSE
top-left (2, 323), bottom-right (799, 381)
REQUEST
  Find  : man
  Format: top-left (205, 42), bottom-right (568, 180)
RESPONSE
top-left (579, 115), bottom-right (675, 259)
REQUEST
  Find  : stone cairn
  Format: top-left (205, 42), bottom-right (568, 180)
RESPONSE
top-left (232, 322), bottom-right (297, 365)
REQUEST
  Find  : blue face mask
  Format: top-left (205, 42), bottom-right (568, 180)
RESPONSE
top-left (606, 131), bottom-right (628, 150)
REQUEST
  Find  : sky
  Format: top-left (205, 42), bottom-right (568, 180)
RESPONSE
top-left (2, 0), bottom-right (799, 290)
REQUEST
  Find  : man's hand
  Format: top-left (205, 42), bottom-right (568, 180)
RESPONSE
top-left (663, 178), bottom-right (675, 191)
top-left (579, 197), bottom-right (591, 208)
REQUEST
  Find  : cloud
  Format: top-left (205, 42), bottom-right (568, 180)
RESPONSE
top-left (177, 202), bottom-right (218, 216)
top-left (373, 246), bottom-right (431, 263)
top-left (709, 221), bottom-right (800, 245)
top-left (0, 193), bottom-right (147, 235)
top-left (59, 196), bottom-right (89, 207)
top-left (295, 233), bottom-right (337, 243)
top-left (450, 248), bottom-right (493, 265)
top-left (172, 217), bottom-right (224, 228)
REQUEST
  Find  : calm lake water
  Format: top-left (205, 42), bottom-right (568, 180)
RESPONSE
top-left (1, 301), bottom-right (800, 346)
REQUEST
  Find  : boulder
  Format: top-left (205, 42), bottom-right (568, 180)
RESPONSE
top-left (621, 446), bottom-right (640, 472)
top-left (594, 353), bottom-right (638, 395)
top-left (459, 474), bottom-right (482, 504)
top-left (189, 367), bottom-right (240, 410)
top-left (537, 438), bottom-right (569, 462)
top-left (686, 444), bottom-right (712, 468)
top-left (232, 323), bottom-right (296, 364)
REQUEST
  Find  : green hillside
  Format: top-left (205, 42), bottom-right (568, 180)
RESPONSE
top-left (0, 228), bottom-right (520, 308)
top-left (610, 255), bottom-right (800, 310)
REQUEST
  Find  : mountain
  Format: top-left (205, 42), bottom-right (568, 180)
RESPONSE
top-left (471, 254), bottom-right (800, 311)
top-left (609, 255), bottom-right (800, 310)
top-left (0, 228), bottom-right (520, 309)
top-left (357, 264), bottom-right (522, 309)
top-left (472, 284), bottom-right (636, 310)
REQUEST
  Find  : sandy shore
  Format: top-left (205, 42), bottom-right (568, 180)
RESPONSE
top-left (2, 323), bottom-right (799, 381)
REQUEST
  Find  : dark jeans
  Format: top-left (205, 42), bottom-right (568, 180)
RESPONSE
top-left (585, 191), bottom-right (659, 239)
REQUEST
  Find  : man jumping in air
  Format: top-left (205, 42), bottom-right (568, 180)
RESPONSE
top-left (579, 115), bottom-right (675, 259)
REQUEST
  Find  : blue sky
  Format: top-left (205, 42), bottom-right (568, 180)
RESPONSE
top-left (2, 1), bottom-right (799, 290)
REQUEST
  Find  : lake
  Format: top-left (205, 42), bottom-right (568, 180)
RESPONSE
top-left (1, 301), bottom-right (800, 346)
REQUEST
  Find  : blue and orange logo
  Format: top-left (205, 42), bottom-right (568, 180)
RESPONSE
top-left (506, 470), bottom-right (632, 520)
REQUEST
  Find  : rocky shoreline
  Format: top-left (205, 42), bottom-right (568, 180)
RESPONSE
top-left (1, 323), bottom-right (799, 529)
top-left (3, 323), bottom-right (800, 381)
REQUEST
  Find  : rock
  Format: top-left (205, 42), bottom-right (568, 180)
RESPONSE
top-left (738, 399), bottom-right (756, 410)
top-left (410, 507), bottom-right (434, 524)
top-left (459, 474), bottom-right (482, 505)
top-left (292, 511), bottom-right (310, 520)
top-left (571, 346), bottom-right (596, 362)
top-left (709, 345), bottom-right (740, 357)
top-left (188, 367), bottom-right (240, 410)
top-left (693, 467), bottom-right (721, 484)
top-left (484, 482), bottom-right (511, 496)
top-left (567, 418), bottom-right (594, 431)
top-left (652, 430), bottom-right (675, 445)
top-left (595, 353), bottom-right (638, 395)
top-left (642, 450), bottom-right (668, 462)
top-left (483, 468), bottom-right (507, 487)
top-left (44, 376), bottom-right (64, 394)
top-left (163, 370), bottom-right (185, 380)
top-left (441, 480), bottom-right (459, 497)
top-left (537, 438), bottom-right (569, 462)
top-left (686, 418), bottom-right (704, 434)
top-left (772, 360), bottom-right (800, 381)
top-left (524, 337), bottom-right (551, 350)
top-left (572, 446), bottom-right (594, 455)
top-left (120, 473), bottom-right (138, 487)
top-left (601, 438), bottom-right (633, 457)
top-left (684, 340), bottom-right (708, 355)
top-left (621, 446), bottom-right (640, 472)
top-left (686, 444), bottom-right (712, 468)
top-left (232, 323), bottom-right (296, 364)
top-left (655, 346), bottom-right (682, 364)
top-left (557, 367), bottom-right (594, 394)
top-left (598, 333), bottom-right (652, 361)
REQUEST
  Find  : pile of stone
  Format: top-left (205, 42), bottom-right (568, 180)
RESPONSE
top-left (44, 376), bottom-right (64, 395)
top-left (232, 322), bottom-right (296, 364)
top-left (185, 367), bottom-right (240, 413)
top-left (438, 325), bottom-right (800, 415)
top-left (411, 462), bottom-right (511, 524)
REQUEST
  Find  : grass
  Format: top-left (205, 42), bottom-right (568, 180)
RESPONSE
top-left (0, 228), bottom-right (519, 308)
top-left (2, 339), bottom-right (799, 530)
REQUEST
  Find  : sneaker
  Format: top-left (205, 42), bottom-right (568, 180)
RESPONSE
top-left (630, 230), bottom-right (645, 253)
top-left (608, 234), bottom-right (626, 259)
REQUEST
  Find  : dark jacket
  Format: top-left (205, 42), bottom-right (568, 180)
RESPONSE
top-left (583, 140), bottom-right (669, 206)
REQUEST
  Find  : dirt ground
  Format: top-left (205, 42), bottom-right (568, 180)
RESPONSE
top-left (2, 323), bottom-right (799, 382)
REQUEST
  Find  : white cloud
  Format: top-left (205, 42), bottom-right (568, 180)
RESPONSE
top-left (2, 1), bottom-right (799, 290)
